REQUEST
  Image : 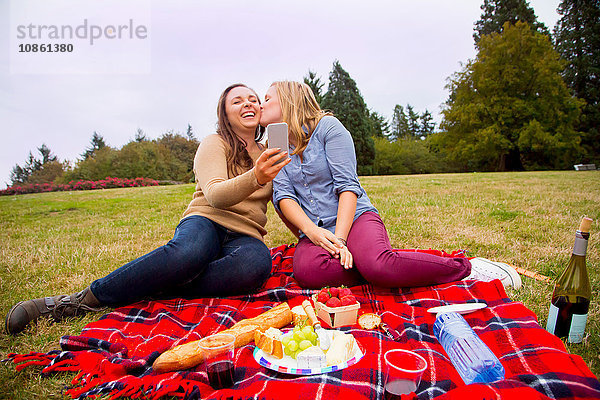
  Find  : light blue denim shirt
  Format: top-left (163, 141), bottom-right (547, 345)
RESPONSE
top-left (273, 116), bottom-right (378, 236)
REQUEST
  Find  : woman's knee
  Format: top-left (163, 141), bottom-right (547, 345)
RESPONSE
top-left (164, 241), bottom-right (203, 267)
top-left (244, 245), bottom-right (273, 285)
top-left (354, 251), bottom-right (396, 286)
top-left (293, 246), bottom-right (363, 289)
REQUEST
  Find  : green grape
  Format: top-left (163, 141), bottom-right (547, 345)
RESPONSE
top-left (293, 326), bottom-right (301, 333)
top-left (301, 325), bottom-right (314, 337)
top-left (291, 349), bottom-right (301, 359)
top-left (281, 336), bottom-right (291, 347)
top-left (284, 346), bottom-right (292, 356)
top-left (307, 331), bottom-right (318, 344)
top-left (299, 340), bottom-right (313, 351)
top-left (293, 331), bottom-right (306, 342)
top-left (287, 339), bottom-right (299, 352)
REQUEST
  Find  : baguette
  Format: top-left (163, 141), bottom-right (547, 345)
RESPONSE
top-left (153, 302), bottom-right (292, 372)
top-left (254, 327), bottom-right (284, 359)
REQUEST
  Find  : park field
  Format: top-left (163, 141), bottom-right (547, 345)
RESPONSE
top-left (0, 170), bottom-right (598, 398)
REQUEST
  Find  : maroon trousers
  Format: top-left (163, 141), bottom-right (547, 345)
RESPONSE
top-left (293, 212), bottom-right (471, 289)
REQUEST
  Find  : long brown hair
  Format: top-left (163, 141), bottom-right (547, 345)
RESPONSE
top-left (272, 81), bottom-right (332, 158)
top-left (216, 83), bottom-right (265, 177)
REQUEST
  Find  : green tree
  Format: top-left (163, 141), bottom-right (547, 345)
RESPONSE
top-left (28, 160), bottom-right (66, 184)
top-left (64, 132), bottom-right (199, 183)
top-left (81, 131), bottom-right (107, 160)
top-left (391, 105), bottom-right (410, 140)
top-left (473, 0), bottom-right (549, 44)
top-left (321, 61), bottom-right (375, 174)
top-left (61, 146), bottom-right (117, 182)
top-left (9, 164), bottom-right (29, 185)
top-left (9, 144), bottom-right (59, 185)
top-left (134, 128), bottom-right (148, 142)
top-left (372, 137), bottom-right (441, 175)
top-left (38, 144), bottom-right (57, 164)
top-left (368, 110), bottom-right (390, 139)
top-left (440, 21), bottom-right (582, 171)
top-left (186, 124), bottom-right (196, 141)
top-left (406, 105), bottom-right (420, 138)
top-left (554, 0), bottom-right (600, 164)
top-left (419, 110), bottom-right (436, 137)
top-left (157, 132), bottom-right (199, 182)
top-left (303, 70), bottom-right (325, 105)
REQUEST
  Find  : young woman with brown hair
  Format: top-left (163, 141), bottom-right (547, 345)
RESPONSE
top-left (5, 83), bottom-right (291, 335)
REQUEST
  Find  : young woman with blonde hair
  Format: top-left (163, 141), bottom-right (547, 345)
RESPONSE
top-left (260, 80), bottom-right (520, 289)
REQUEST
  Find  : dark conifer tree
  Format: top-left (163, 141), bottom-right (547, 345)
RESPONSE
top-left (321, 61), bottom-right (375, 174)
top-left (554, 0), bottom-right (600, 163)
top-left (303, 70), bottom-right (325, 105)
top-left (81, 131), bottom-right (107, 160)
top-left (368, 110), bottom-right (390, 139)
top-left (474, 0), bottom-right (549, 44)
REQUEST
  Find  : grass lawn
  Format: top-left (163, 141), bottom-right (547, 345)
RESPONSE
top-left (0, 170), bottom-right (598, 399)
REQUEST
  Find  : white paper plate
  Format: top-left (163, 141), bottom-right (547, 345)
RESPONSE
top-left (427, 302), bottom-right (487, 315)
top-left (253, 333), bottom-right (364, 375)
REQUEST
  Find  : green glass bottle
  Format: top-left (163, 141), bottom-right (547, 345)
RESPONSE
top-left (546, 217), bottom-right (593, 343)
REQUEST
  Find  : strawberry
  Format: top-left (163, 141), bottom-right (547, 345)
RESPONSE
top-left (339, 287), bottom-right (352, 298)
top-left (317, 289), bottom-right (330, 304)
top-left (340, 295), bottom-right (356, 306)
top-left (326, 297), bottom-right (342, 308)
top-left (329, 287), bottom-right (340, 297)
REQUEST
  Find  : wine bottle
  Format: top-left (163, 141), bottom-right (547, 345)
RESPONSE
top-left (546, 217), bottom-right (593, 343)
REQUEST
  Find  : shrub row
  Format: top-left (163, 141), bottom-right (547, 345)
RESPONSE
top-left (1, 177), bottom-right (159, 196)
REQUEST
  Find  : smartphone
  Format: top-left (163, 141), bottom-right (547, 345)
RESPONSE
top-left (267, 122), bottom-right (289, 164)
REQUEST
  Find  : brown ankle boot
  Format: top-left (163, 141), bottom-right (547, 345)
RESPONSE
top-left (5, 287), bottom-right (104, 335)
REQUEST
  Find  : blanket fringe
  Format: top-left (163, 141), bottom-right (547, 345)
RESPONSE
top-left (9, 351), bottom-right (200, 400)
top-left (64, 373), bottom-right (199, 400)
top-left (8, 351), bottom-right (56, 371)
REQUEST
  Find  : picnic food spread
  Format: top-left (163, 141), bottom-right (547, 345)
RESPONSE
top-left (153, 286), bottom-right (364, 374)
top-left (152, 302), bottom-right (293, 372)
top-left (152, 281), bottom-right (510, 390)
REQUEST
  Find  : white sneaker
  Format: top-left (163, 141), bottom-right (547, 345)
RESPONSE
top-left (465, 258), bottom-right (522, 289)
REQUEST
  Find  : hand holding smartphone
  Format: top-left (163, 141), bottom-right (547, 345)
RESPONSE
top-left (266, 122), bottom-right (289, 165)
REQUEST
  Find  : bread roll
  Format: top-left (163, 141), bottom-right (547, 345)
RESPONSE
top-left (153, 302), bottom-right (292, 372)
top-left (358, 313), bottom-right (381, 330)
top-left (254, 327), bottom-right (284, 359)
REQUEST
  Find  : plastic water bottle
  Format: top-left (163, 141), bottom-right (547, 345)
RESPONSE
top-left (433, 312), bottom-right (505, 384)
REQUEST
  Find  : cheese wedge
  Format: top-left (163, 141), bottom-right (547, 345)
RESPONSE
top-left (297, 346), bottom-right (326, 369)
top-left (325, 332), bottom-right (356, 366)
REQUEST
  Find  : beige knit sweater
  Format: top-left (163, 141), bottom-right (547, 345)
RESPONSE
top-left (181, 134), bottom-right (273, 241)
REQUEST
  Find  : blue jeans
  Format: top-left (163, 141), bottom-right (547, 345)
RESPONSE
top-left (90, 215), bottom-right (272, 306)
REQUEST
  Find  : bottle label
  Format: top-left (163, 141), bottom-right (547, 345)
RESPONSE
top-left (546, 303), bottom-right (559, 334)
top-left (573, 235), bottom-right (588, 256)
top-left (568, 313), bottom-right (588, 343)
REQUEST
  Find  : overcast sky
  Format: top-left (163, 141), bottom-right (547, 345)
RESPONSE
top-left (0, 0), bottom-right (561, 187)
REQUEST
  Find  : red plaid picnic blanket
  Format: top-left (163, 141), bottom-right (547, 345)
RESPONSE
top-left (8, 244), bottom-right (600, 399)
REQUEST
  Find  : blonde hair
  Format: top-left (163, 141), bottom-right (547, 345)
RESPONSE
top-left (271, 81), bottom-right (332, 158)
